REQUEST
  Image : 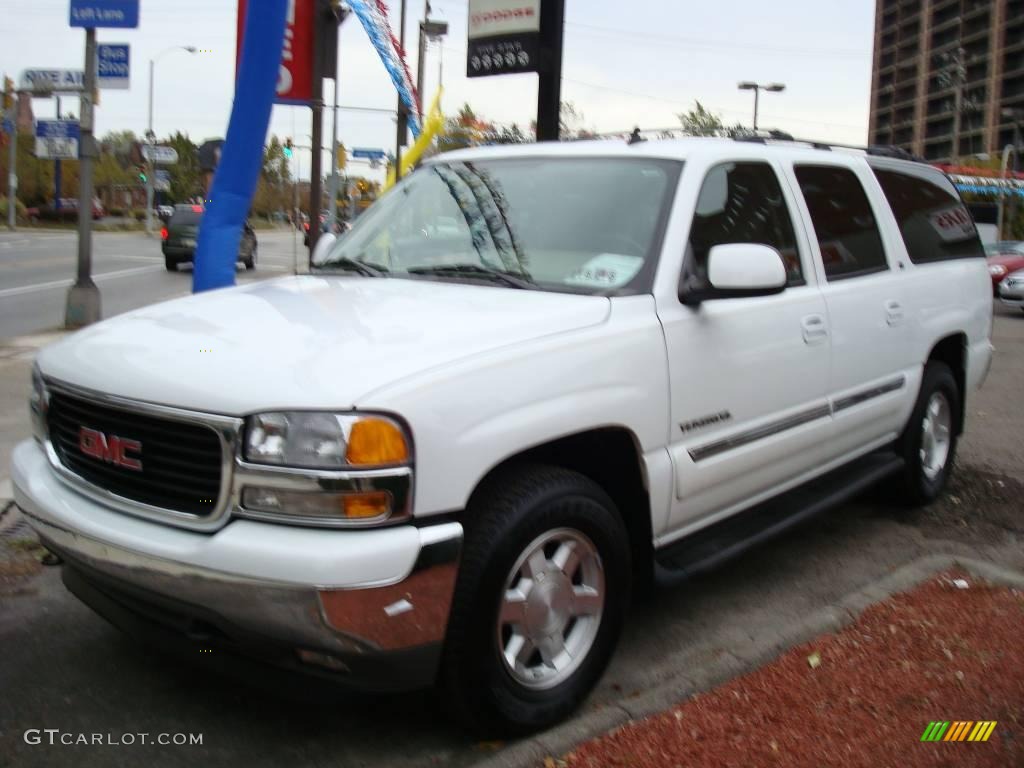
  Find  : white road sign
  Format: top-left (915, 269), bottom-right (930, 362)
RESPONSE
top-left (19, 69), bottom-right (85, 93)
top-left (35, 120), bottom-right (81, 159)
top-left (141, 145), bottom-right (179, 164)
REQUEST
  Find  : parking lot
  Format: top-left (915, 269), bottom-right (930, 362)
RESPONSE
top-left (1, 304), bottom-right (1022, 768)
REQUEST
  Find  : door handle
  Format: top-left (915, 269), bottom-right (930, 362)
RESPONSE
top-left (801, 314), bottom-right (828, 345)
top-left (885, 300), bottom-right (904, 326)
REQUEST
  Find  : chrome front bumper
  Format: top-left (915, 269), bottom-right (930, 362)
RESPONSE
top-left (13, 440), bottom-right (462, 691)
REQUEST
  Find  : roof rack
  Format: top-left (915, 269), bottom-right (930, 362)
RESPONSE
top-left (732, 133), bottom-right (924, 162)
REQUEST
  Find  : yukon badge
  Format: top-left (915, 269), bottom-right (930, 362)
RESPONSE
top-left (78, 426), bottom-right (143, 471)
top-left (680, 410), bottom-right (732, 434)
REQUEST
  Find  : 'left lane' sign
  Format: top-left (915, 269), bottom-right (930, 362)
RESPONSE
top-left (69, 0), bottom-right (140, 28)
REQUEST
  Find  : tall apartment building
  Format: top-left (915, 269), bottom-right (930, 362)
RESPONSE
top-left (868, 0), bottom-right (1023, 161)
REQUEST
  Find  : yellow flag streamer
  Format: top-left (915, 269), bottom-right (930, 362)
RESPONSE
top-left (384, 88), bottom-right (445, 191)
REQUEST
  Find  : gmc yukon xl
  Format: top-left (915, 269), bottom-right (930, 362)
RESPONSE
top-left (12, 138), bottom-right (993, 734)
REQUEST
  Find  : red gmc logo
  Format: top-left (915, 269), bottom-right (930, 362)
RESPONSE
top-left (78, 426), bottom-right (143, 472)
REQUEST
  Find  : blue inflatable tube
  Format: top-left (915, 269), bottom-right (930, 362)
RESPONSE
top-left (193, 0), bottom-right (289, 293)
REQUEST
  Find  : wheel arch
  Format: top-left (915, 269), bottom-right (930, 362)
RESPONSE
top-left (466, 427), bottom-right (654, 589)
top-left (925, 332), bottom-right (967, 434)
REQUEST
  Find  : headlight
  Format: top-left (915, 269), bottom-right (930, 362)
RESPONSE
top-left (989, 264), bottom-right (1007, 276)
top-left (29, 363), bottom-right (46, 442)
top-left (244, 411), bottom-right (410, 469)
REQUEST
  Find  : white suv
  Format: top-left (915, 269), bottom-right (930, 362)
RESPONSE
top-left (12, 138), bottom-right (993, 734)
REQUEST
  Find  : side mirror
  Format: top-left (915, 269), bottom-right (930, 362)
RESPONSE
top-left (681, 243), bottom-right (787, 304)
top-left (311, 232), bottom-right (337, 266)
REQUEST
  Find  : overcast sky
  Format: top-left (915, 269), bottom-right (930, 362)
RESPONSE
top-left (0, 0), bottom-right (875, 182)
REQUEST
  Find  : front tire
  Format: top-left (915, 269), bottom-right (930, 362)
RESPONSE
top-left (440, 464), bottom-right (630, 736)
top-left (895, 361), bottom-right (959, 505)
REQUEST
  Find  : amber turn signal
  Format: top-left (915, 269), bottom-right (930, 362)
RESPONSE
top-left (346, 418), bottom-right (409, 466)
top-left (342, 491), bottom-right (392, 519)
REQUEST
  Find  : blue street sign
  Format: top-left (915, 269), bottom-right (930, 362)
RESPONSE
top-left (352, 147), bottom-right (387, 160)
top-left (97, 44), bottom-right (130, 89)
top-left (69, 0), bottom-right (139, 28)
top-left (2, 118), bottom-right (13, 134)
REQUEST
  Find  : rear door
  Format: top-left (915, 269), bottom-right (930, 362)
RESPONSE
top-left (786, 161), bottom-right (912, 460)
top-left (659, 158), bottom-right (832, 539)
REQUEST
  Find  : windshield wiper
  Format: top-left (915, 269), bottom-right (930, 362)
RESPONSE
top-left (321, 256), bottom-right (389, 277)
top-left (407, 263), bottom-right (534, 289)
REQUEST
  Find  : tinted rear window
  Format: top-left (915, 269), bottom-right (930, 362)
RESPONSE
top-left (169, 210), bottom-right (202, 226)
top-left (872, 167), bottom-right (984, 263)
top-left (794, 165), bottom-right (888, 280)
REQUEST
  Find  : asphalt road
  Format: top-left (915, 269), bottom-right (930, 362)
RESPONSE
top-left (0, 303), bottom-right (1021, 767)
top-left (0, 229), bottom-right (308, 340)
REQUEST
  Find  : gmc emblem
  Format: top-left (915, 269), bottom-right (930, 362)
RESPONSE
top-left (78, 426), bottom-right (143, 472)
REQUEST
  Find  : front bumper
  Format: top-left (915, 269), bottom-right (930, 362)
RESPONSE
top-left (12, 440), bottom-right (462, 691)
top-left (998, 288), bottom-right (1024, 308)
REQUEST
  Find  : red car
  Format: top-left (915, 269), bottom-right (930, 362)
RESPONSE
top-left (986, 242), bottom-right (1024, 295)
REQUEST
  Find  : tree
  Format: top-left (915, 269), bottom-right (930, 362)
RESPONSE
top-left (493, 123), bottom-right (528, 144)
top-left (163, 132), bottom-right (200, 204)
top-left (99, 130), bottom-right (138, 167)
top-left (677, 101), bottom-right (727, 137)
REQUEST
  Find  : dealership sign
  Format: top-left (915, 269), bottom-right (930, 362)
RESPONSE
top-left (467, 0), bottom-right (540, 77)
top-left (236, 0), bottom-right (315, 106)
top-left (35, 120), bottom-right (81, 159)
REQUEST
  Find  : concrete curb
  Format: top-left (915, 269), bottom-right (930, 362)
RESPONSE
top-left (468, 554), bottom-right (1024, 768)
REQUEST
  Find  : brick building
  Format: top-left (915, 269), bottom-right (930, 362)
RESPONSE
top-left (869, 0), bottom-right (1024, 161)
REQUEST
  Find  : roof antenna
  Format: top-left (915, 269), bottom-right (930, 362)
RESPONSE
top-left (628, 127), bottom-right (645, 145)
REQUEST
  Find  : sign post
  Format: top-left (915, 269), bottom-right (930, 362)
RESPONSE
top-left (465, 0), bottom-right (561, 141)
top-left (66, 0), bottom-right (140, 329)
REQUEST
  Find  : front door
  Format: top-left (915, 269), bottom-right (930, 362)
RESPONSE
top-left (658, 159), bottom-right (831, 543)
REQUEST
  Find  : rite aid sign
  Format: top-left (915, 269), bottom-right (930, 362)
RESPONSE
top-left (467, 0), bottom-right (540, 77)
top-left (19, 69), bottom-right (85, 93)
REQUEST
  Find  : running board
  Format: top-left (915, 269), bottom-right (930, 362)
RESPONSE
top-left (654, 451), bottom-right (904, 586)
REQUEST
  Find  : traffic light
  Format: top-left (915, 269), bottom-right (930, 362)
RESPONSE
top-left (337, 142), bottom-right (346, 170)
top-left (2, 76), bottom-right (14, 112)
top-left (283, 138), bottom-right (293, 159)
top-left (138, 168), bottom-right (147, 183)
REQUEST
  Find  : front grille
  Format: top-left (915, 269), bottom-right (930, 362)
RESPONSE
top-left (47, 391), bottom-right (223, 516)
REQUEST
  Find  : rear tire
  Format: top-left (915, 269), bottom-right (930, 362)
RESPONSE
top-left (164, 256), bottom-right (177, 272)
top-left (440, 464), bottom-right (630, 736)
top-left (894, 362), bottom-right (959, 506)
top-left (245, 244), bottom-right (256, 270)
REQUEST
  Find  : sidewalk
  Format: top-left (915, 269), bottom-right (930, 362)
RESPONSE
top-left (0, 330), bottom-right (68, 525)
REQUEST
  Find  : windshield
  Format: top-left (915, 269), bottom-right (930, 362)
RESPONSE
top-left (315, 157), bottom-right (681, 294)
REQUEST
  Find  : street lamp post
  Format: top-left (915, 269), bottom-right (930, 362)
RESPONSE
top-left (737, 81), bottom-right (785, 131)
top-left (146, 45), bottom-right (196, 236)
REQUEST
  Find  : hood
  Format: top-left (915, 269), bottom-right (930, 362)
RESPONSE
top-left (38, 276), bottom-right (610, 414)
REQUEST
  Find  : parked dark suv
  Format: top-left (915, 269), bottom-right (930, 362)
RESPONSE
top-left (161, 205), bottom-right (257, 271)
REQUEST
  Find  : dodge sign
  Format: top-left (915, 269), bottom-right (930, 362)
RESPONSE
top-left (467, 0), bottom-right (540, 78)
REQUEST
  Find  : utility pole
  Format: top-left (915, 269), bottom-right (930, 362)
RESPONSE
top-left (54, 96), bottom-right (63, 215)
top-left (4, 75), bottom-right (16, 231)
top-left (416, 2), bottom-right (447, 115)
top-left (65, 27), bottom-right (101, 327)
top-left (535, 0), bottom-right (565, 141)
top-left (328, 76), bottom-right (339, 231)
